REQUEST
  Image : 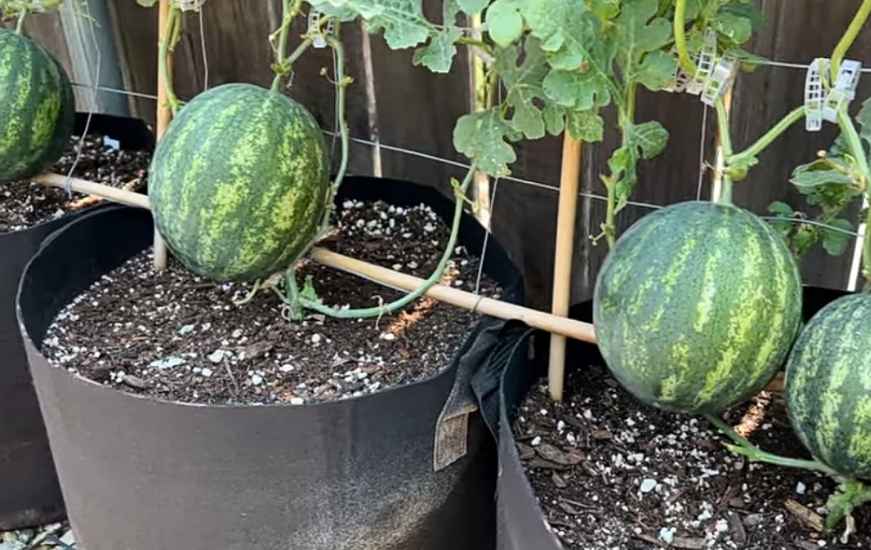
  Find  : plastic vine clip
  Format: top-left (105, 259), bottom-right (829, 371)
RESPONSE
top-left (822, 59), bottom-right (862, 124)
top-left (700, 56), bottom-right (737, 106)
top-left (686, 30), bottom-right (718, 96)
top-left (308, 9), bottom-right (336, 49)
top-left (805, 58), bottom-right (829, 131)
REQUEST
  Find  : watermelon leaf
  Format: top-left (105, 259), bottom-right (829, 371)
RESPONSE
top-left (630, 121), bottom-right (668, 160)
top-left (453, 109), bottom-right (516, 176)
top-left (614, 0), bottom-right (673, 90)
top-left (413, 28), bottom-right (462, 73)
top-left (566, 110), bottom-right (605, 142)
top-left (485, 0), bottom-right (524, 48)
top-left (494, 38), bottom-right (551, 140)
top-left (821, 219), bottom-right (854, 257)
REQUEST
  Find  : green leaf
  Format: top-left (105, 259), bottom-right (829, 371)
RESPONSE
top-left (543, 68), bottom-right (611, 110)
top-left (566, 110), bottom-right (604, 142)
top-left (635, 50), bottom-right (678, 91)
top-left (542, 103), bottom-right (566, 136)
top-left (413, 28), bottom-right (462, 73)
top-left (522, 0), bottom-right (615, 73)
top-left (495, 38), bottom-right (551, 139)
top-left (453, 110), bottom-right (516, 176)
top-left (790, 169), bottom-right (854, 191)
top-left (713, 12), bottom-right (753, 44)
top-left (310, 0), bottom-right (431, 49)
top-left (588, 0), bottom-right (620, 20)
top-left (767, 201), bottom-right (794, 218)
top-left (821, 219), bottom-right (854, 256)
top-left (485, 0), bottom-right (523, 47)
top-left (613, 0), bottom-right (674, 93)
top-left (457, 0), bottom-right (489, 14)
top-left (630, 121), bottom-right (668, 159)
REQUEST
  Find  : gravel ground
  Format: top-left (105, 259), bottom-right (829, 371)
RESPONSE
top-left (0, 523), bottom-right (75, 549)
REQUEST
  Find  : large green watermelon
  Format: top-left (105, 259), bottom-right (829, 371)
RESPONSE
top-left (0, 29), bottom-right (75, 183)
top-left (786, 293), bottom-right (871, 480)
top-left (593, 201), bottom-right (803, 415)
top-left (149, 83), bottom-right (330, 282)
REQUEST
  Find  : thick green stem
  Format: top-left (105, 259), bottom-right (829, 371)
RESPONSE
top-left (836, 108), bottom-right (871, 288)
top-left (603, 85), bottom-right (638, 248)
top-left (296, 165), bottom-right (478, 319)
top-left (831, 0), bottom-right (871, 81)
top-left (270, 0), bottom-right (303, 92)
top-left (15, 9), bottom-right (27, 34)
top-left (715, 98), bottom-right (734, 204)
top-left (326, 35), bottom-right (349, 194)
top-left (728, 106), bottom-right (807, 167)
top-left (706, 415), bottom-right (839, 476)
top-left (673, 0), bottom-right (697, 75)
top-left (158, 6), bottom-right (182, 116)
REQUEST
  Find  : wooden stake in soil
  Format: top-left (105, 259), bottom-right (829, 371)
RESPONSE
top-left (153, 0), bottom-right (173, 271)
top-left (548, 134), bottom-right (583, 402)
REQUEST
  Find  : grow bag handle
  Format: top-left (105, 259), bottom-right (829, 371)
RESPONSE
top-left (432, 319), bottom-right (527, 471)
top-left (433, 320), bottom-right (534, 471)
top-left (471, 322), bottom-right (535, 442)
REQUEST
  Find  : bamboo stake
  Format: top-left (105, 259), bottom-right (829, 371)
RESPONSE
top-left (153, 0), bottom-right (172, 271)
top-left (34, 174), bottom-right (150, 209)
top-left (309, 248), bottom-right (597, 343)
top-left (547, 135), bottom-right (583, 401)
top-left (32, 173), bottom-right (599, 343)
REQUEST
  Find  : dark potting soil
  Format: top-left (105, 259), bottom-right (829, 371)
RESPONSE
top-left (44, 199), bottom-right (501, 405)
top-left (513, 364), bottom-right (870, 550)
top-left (0, 133), bottom-right (150, 232)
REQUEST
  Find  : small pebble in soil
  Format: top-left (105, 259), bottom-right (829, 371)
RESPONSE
top-left (513, 367), bottom-right (870, 550)
top-left (44, 200), bottom-right (502, 406)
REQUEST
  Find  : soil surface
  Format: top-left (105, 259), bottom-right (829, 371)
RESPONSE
top-left (44, 199), bottom-right (501, 405)
top-left (513, 363), bottom-right (870, 550)
top-left (0, 133), bottom-right (150, 232)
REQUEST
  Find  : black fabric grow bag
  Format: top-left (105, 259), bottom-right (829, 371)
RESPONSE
top-left (488, 287), bottom-right (850, 550)
top-left (17, 177), bottom-right (522, 550)
top-left (0, 113), bottom-right (152, 529)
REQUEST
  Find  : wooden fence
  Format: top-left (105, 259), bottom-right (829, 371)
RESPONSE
top-left (16, 0), bottom-right (871, 309)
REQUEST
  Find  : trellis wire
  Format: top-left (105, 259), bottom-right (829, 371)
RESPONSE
top-left (199, 7), bottom-right (209, 89)
top-left (65, 49), bottom-right (867, 244)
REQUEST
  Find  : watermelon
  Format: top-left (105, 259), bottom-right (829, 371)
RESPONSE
top-left (0, 28), bottom-right (75, 183)
top-left (786, 293), bottom-right (871, 480)
top-left (149, 83), bottom-right (331, 282)
top-left (593, 201), bottom-right (803, 415)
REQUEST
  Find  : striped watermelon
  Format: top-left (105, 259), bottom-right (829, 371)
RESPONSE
top-left (0, 29), bottom-right (75, 183)
top-left (593, 201), bottom-right (803, 415)
top-left (149, 83), bottom-right (330, 282)
top-left (786, 293), bottom-right (871, 480)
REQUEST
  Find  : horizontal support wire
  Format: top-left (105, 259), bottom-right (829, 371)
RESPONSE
top-left (69, 61), bottom-right (864, 240)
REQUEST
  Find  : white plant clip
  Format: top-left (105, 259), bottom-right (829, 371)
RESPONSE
top-left (805, 58), bottom-right (829, 131)
top-left (701, 56), bottom-right (737, 106)
top-left (686, 31), bottom-right (718, 96)
top-left (308, 9), bottom-right (335, 49)
top-left (177, 0), bottom-right (206, 11)
top-left (823, 59), bottom-right (862, 123)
